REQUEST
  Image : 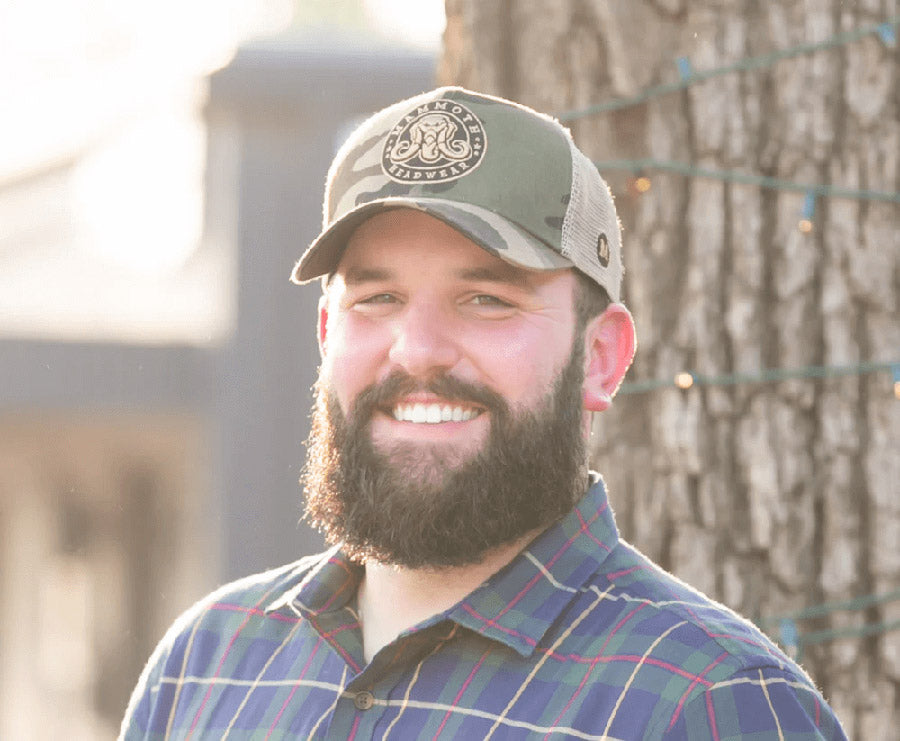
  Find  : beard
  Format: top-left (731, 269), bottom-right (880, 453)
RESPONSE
top-left (301, 342), bottom-right (588, 569)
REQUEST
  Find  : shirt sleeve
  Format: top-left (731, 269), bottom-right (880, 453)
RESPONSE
top-left (661, 666), bottom-right (848, 740)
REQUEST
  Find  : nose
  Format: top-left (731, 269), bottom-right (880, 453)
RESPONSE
top-left (388, 300), bottom-right (460, 378)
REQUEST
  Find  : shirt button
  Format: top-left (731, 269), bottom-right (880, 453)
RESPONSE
top-left (353, 691), bottom-right (375, 710)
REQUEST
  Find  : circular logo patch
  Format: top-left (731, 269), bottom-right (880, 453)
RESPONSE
top-left (596, 232), bottom-right (610, 267)
top-left (382, 100), bottom-right (487, 184)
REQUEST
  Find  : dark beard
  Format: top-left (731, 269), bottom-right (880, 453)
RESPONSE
top-left (301, 343), bottom-right (588, 569)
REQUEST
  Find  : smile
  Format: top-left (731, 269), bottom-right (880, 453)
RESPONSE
top-left (391, 402), bottom-right (484, 424)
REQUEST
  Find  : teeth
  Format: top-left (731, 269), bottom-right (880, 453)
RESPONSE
top-left (391, 402), bottom-right (481, 424)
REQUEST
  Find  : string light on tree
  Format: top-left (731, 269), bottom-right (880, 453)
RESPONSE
top-left (627, 174), bottom-right (653, 197)
top-left (594, 158), bottom-right (900, 206)
top-left (759, 587), bottom-right (900, 661)
top-left (572, 17), bottom-right (900, 211)
top-left (674, 372), bottom-right (694, 389)
top-left (618, 361), bottom-right (899, 396)
top-left (557, 16), bottom-right (900, 122)
top-left (799, 190), bottom-right (816, 233)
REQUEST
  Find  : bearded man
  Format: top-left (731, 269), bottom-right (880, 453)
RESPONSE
top-left (121, 87), bottom-right (846, 740)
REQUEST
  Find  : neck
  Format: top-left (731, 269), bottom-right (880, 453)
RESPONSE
top-left (356, 529), bottom-right (541, 663)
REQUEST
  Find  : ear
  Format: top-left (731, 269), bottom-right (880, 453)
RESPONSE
top-left (317, 294), bottom-right (329, 359)
top-left (582, 303), bottom-right (636, 412)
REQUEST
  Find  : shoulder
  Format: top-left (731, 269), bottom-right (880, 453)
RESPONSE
top-left (594, 539), bottom-right (791, 673)
top-left (158, 552), bottom-right (323, 642)
top-left (572, 540), bottom-right (847, 739)
top-left (118, 552), bottom-right (326, 739)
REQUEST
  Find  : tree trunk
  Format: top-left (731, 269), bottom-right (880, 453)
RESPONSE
top-left (440, 1), bottom-right (899, 736)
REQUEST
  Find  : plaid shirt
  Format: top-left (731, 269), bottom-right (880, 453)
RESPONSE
top-left (121, 475), bottom-right (846, 739)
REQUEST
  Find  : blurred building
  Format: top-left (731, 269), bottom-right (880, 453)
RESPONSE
top-left (0, 20), bottom-right (433, 740)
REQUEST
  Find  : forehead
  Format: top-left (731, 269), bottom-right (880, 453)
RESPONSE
top-left (334, 209), bottom-right (567, 288)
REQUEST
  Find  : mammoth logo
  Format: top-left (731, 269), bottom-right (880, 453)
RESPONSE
top-left (392, 113), bottom-right (469, 163)
top-left (382, 100), bottom-right (486, 184)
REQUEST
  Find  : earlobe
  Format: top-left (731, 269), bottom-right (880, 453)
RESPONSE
top-left (582, 304), bottom-right (636, 412)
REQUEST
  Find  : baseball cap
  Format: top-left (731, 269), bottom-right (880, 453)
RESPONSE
top-left (291, 86), bottom-right (624, 303)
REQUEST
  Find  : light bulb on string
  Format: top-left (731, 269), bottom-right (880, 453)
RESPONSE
top-left (674, 372), bottom-right (694, 389)
top-left (799, 190), bottom-right (816, 233)
top-left (628, 173), bottom-right (652, 197)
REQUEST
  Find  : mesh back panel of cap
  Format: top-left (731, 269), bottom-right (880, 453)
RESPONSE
top-left (560, 138), bottom-right (623, 303)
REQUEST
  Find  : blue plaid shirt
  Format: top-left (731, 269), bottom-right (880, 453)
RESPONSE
top-left (121, 475), bottom-right (846, 739)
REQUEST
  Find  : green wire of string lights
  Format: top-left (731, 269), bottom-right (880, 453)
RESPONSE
top-left (758, 588), bottom-right (900, 627)
top-left (593, 158), bottom-right (900, 204)
top-left (618, 360), bottom-right (899, 396)
top-left (557, 16), bottom-right (899, 122)
top-left (795, 619), bottom-right (900, 648)
top-left (756, 588), bottom-right (900, 658)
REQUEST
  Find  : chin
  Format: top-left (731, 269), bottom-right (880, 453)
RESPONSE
top-left (372, 440), bottom-right (477, 487)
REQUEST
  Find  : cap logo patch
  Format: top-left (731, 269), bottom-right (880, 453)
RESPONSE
top-left (382, 99), bottom-right (486, 184)
top-left (596, 232), bottom-right (610, 267)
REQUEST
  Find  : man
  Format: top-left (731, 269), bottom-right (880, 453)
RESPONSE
top-left (121, 87), bottom-right (846, 739)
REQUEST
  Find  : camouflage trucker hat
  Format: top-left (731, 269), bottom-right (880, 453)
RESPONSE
top-left (291, 86), bottom-right (624, 302)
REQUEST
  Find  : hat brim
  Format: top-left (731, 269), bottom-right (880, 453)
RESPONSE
top-left (290, 196), bottom-right (572, 285)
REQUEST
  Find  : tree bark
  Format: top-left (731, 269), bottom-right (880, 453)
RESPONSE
top-left (440, 0), bottom-right (899, 735)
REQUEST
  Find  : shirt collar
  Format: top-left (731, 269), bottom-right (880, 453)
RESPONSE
top-left (266, 543), bottom-right (363, 615)
top-left (266, 473), bottom-right (619, 657)
top-left (447, 472), bottom-right (619, 656)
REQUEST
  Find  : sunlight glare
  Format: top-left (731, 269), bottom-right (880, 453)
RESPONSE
top-left (363, 0), bottom-right (445, 49)
top-left (71, 111), bottom-right (205, 275)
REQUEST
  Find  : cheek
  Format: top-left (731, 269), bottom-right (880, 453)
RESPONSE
top-left (471, 323), bottom-right (573, 402)
top-left (320, 318), bottom-right (389, 405)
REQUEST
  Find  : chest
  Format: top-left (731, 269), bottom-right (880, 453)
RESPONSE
top-left (155, 615), bottom-right (686, 740)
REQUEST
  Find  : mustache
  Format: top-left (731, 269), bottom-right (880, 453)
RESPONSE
top-left (347, 371), bottom-right (508, 422)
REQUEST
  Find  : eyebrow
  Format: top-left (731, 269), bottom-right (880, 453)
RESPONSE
top-left (457, 265), bottom-right (533, 288)
top-left (342, 266), bottom-right (392, 285)
top-left (340, 262), bottom-right (535, 289)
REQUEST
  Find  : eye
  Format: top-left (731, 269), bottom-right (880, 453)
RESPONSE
top-left (462, 293), bottom-right (518, 319)
top-left (347, 292), bottom-right (403, 316)
top-left (358, 293), bottom-right (398, 305)
top-left (468, 294), bottom-right (513, 307)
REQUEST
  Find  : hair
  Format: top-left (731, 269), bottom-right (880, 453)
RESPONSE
top-left (573, 270), bottom-right (611, 333)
